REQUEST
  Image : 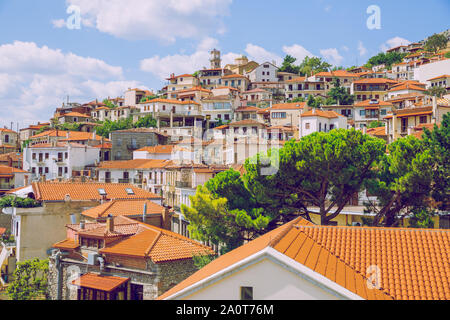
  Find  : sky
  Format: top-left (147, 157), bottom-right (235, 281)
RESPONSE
top-left (0, 0), bottom-right (449, 128)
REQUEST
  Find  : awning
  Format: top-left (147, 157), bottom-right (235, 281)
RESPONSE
top-left (72, 273), bottom-right (129, 292)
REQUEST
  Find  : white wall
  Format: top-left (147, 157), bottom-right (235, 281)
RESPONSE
top-left (182, 257), bottom-right (342, 300)
top-left (414, 59), bottom-right (450, 86)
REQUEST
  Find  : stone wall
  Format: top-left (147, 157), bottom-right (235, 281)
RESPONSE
top-left (111, 132), bottom-right (166, 161)
top-left (0, 212), bottom-right (11, 230)
top-left (47, 255), bottom-right (199, 300)
top-left (157, 259), bottom-right (198, 297)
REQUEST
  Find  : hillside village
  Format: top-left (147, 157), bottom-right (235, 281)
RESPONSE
top-left (0, 30), bottom-right (449, 301)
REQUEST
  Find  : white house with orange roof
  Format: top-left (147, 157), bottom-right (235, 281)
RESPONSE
top-left (269, 102), bottom-right (305, 127)
top-left (312, 69), bottom-right (359, 91)
top-left (299, 109), bottom-right (347, 137)
top-left (427, 74), bottom-right (450, 92)
top-left (387, 81), bottom-right (427, 100)
top-left (166, 74), bottom-right (199, 99)
top-left (158, 216), bottom-right (449, 301)
top-left (23, 142), bottom-right (100, 181)
top-left (285, 76), bottom-right (326, 101)
top-left (353, 99), bottom-right (394, 128)
top-left (245, 61), bottom-right (279, 83)
top-left (0, 165), bottom-right (30, 195)
top-left (221, 73), bottom-right (250, 92)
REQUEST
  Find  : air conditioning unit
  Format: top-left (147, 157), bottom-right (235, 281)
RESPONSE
top-left (87, 253), bottom-right (100, 265)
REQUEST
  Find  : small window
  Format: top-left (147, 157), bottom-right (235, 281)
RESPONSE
top-left (98, 188), bottom-right (107, 196)
top-left (240, 287), bottom-right (253, 300)
top-left (125, 188), bottom-right (134, 195)
top-left (305, 123), bottom-right (310, 129)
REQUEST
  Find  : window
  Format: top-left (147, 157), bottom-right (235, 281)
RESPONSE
top-left (117, 139), bottom-right (122, 147)
top-left (45, 167), bottom-right (49, 174)
top-left (32, 153), bottom-right (36, 160)
top-left (65, 152), bottom-right (68, 159)
top-left (240, 287), bottom-right (253, 300)
top-left (64, 167), bottom-right (68, 174)
top-left (4, 135), bottom-right (9, 143)
top-left (319, 123), bottom-right (322, 132)
top-left (360, 110), bottom-right (366, 117)
top-left (305, 122), bottom-right (310, 129)
top-left (380, 109), bottom-right (387, 116)
top-left (38, 167), bottom-right (43, 175)
top-left (58, 152), bottom-right (63, 162)
top-left (45, 153), bottom-right (49, 159)
top-left (32, 167), bottom-right (36, 174)
top-left (419, 116), bottom-right (427, 124)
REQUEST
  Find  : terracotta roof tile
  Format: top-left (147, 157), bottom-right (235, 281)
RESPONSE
top-left (134, 145), bottom-right (175, 154)
top-left (301, 110), bottom-right (344, 119)
top-left (82, 200), bottom-right (164, 219)
top-left (97, 159), bottom-right (173, 170)
top-left (32, 182), bottom-right (161, 201)
top-left (72, 273), bottom-right (129, 292)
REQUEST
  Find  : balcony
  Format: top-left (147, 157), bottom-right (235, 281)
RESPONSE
top-left (175, 181), bottom-right (191, 188)
top-left (0, 184), bottom-right (14, 190)
top-left (118, 179), bottom-right (130, 184)
top-left (133, 178), bottom-right (143, 184)
top-left (104, 178), bottom-right (112, 183)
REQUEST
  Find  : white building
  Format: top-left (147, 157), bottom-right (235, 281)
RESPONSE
top-left (23, 142), bottom-right (100, 181)
top-left (246, 62), bottom-right (279, 83)
top-left (299, 109), bottom-right (347, 137)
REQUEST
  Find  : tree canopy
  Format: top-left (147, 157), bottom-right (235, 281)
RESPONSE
top-left (7, 258), bottom-right (49, 300)
top-left (424, 33), bottom-right (449, 53)
top-left (364, 51), bottom-right (407, 69)
top-left (95, 114), bottom-right (157, 138)
top-left (326, 78), bottom-right (355, 105)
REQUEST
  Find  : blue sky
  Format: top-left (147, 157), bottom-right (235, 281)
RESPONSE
top-left (0, 0), bottom-right (449, 127)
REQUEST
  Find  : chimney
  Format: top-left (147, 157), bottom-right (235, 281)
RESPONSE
top-left (106, 214), bottom-right (114, 233)
top-left (142, 202), bottom-right (147, 223)
top-left (162, 206), bottom-right (172, 230)
top-left (432, 96), bottom-right (437, 124)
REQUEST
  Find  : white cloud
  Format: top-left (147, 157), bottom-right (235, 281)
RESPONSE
top-left (0, 41), bottom-right (146, 127)
top-left (52, 19), bottom-right (66, 28)
top-left (245, 44), bottom-right (282, 66)
top-left (380, 37), bottom-right (411, 52)
top-left (62, 0), bottom-right (233, 42)
top-left (282, 44), bottom-right (316, 63)
top-left (320, 48), bottom-right (344, 66)
top-left (358, 41), bottom-right (368, 56)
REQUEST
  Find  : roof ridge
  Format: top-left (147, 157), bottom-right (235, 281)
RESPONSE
top-left (144, 229), bottom-right (162, 256)
top-left (268, 216), bottom-right (306, 248)
top-left (293, 223), bottom-right (449, 233)
top-left (293, 224), bottom-right (395, 299)
top-left (99, 200), bottom-right (117, 218)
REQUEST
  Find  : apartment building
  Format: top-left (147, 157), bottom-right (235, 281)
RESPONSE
top-left (245, 61), bottom-right (279, 83)
top-left (23, 142), bottom-right (100, 181)
top-left (299, 109), bottom-right (347, 137)
top-left (110, 128), bottom-right (168, 161)
top-left (285, 77), bottom-right (326, 101)
top-left (268, 102), bottom-right (305, 127)
top-left (353, 99), bottom-right (394, 128)
top-left (351, 78), bottom-right (399, 102)
top-left (0, 128), bottom-right (19, 155)
top-left (221, 74), bottom-right (250, 92)
top-left (166, 74), bottom-right (199, 99)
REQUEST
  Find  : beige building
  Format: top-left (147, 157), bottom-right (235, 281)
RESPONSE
top-left (166, 74), bottom-right (199, 99)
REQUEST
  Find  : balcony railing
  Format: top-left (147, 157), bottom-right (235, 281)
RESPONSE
top-left (118, 179), bottom-right (130, 183)
top-left (133, 178), bottom-right (143, 184)
top-left (0, 184), bottom-right (14, 190)
top-left (104, 178), bottom-right (112, 183)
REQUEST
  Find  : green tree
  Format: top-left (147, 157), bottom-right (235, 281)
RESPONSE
top-left (326, 78), bottom-right (355, 105)
top-left (0, 196), bottom-right (40, 208)
top-left (298, 56), bottom-right (332, 76)
top-left (103, 99), bottom-right (117, 109)
top-left (192, 253), bottom-right (217, 270)
top-left (365, 136), bottom-right (434, 227)
top-left (445, 52), bottom-right (450, 59)
top-left (424, 33), bottom-right (449, 53)
top-left (291, 97), bottom-right (305, 103)
top-left (408, 207), bottom-right (435, 229)
top-left (422, 114), bottom-right (449, 210)
top-left (181, 183), bottom-right (269, 253)
top-left (134, 114), bottom-right (157, 128)
top-left (364, 51), bottom-right (407, 69)
top-left (278, 55), bottom-right (300, 74)
top-left (426, 86), bottom-right (447, 98)
top-left (244, 129), bottom-right (386, 226)
top-left (368, 121), bottom-right (385, 128)
top-left (7, 258), bottom-right (49, 300)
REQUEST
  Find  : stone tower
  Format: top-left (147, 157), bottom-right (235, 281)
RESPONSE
top-left (210, 49), bottom-right (221, 69)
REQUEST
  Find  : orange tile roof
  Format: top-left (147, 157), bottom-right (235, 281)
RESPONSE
top-left (314, 70), bottom-right (358, 78)
top-left (228, 119), bottom-right (266, 126)
top-left (58, 112), bottom-right (90, 118)
top-left (143, 98), bottom-right (200, 105)
top-left (30, 130), bottom-right (68, 139)
top-left (271, 102), bottom-right (306, 110)
top-left (175, 86), bottom-right (212, 94)
top-left (32, 182), bottom-right (161, 201)
top-left (97, 159), bottom-right (172, 170)
top-left (221, 74), bottom-right (248, 79)
top-left (134, 145), bottom-right (175, 154)
top-left (72, 273), bottom-right (129, 292)
top-left (301, 109), bottom-right (343, 118)
top-left (355, 100), bottom-right (394, 108)
top-left (353, 78), bottom-right (399, 84)
top-left (388, 83), bottom-right (427, 92)
top-left (99, 217), bottom-right (214, 262)
top-left (285, 76), bottom-right (306, 83)
top-left (59, 131), bottom-right (110, 142)
top-left (82, 200), bottom-right (164, 219)
top-left (158, 217), bottom-right (393, 300)
top-left (0, 128), bottom-right (17, 133)
top-left (428, 74), bottom-right (450, 81)
top-left (235, 106), bottom-right (260, 112)
top-left (215, 86), bottom-right (240, 91)
top-left (0, 165), bottom-right (28, 174)
top-left (160, 217), bottom-right (450, 300)
top-left (53, 239), bottom-right (79, 250)
top-left (366, 126), bottom-right (387, 137)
